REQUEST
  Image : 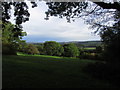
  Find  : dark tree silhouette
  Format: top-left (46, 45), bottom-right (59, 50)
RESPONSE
top-left (94, 2), bottom-right (120, 11)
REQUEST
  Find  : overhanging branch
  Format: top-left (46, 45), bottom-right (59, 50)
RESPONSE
top-left (93, 2), bottom-right (120, 11)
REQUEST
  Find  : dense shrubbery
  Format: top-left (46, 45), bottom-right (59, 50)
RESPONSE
top-left (79, 46), bottom-right (103, 60)
top-left (80, 52), bottom-right (103, 60)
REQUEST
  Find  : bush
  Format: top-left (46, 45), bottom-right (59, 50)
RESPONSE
top-left (2, 43), bottom-right (17, 55)
top-left (79, 49), bottom-right (103, 60)
top-left (25, 44), bottom-right (39, 55)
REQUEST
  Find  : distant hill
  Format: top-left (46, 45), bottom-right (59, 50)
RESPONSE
top-left (59, 41), bottom-right (102, 47)
top-left (27, 40), bottom-right (102, 47)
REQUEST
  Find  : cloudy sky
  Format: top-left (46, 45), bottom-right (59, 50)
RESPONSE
top-left (13, 1), bottom-right (101, 42)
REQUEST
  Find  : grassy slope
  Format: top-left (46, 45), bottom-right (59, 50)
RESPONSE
top-left (3, 54), bottom-right (114, 88)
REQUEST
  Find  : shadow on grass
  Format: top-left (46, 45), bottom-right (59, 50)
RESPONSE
top-left (83, 61), bottom-right (120, 88)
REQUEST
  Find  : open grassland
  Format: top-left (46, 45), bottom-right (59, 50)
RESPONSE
top-left (3, 54), bottom-right (116, 88)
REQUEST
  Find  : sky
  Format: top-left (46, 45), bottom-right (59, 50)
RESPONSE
top-left (11, 1), bottom-right (101, 43)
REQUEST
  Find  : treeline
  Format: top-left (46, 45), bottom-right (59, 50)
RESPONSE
top-left (18, 41), bottom-right (80, 57)
top-left (17, 41), bottom-right (103, 60)
top-left (2, 22), bottom-right (102, 60)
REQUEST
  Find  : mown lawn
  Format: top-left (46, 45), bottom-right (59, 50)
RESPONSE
top-left (2, 54), bottom-right (115, 88)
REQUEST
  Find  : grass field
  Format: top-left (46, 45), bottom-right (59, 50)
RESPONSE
top-left (84, 47), bottom-right (96, 50)
top-left (2, 54), bottom-right (116, 88)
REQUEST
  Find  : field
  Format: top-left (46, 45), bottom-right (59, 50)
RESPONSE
top-left (2, 54), bottom-right (115, 88)
top-left (84, 47), bottom-right (96, 50)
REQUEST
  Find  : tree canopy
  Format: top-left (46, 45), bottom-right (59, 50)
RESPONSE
top-left (63, 43), bottom-right (79, 57)
top-left (25, 44), bottom-right (39, 55)
top-left (2, 22), bottom-right (27, 55)
top-left (44, 41), bottom-right (64, 56)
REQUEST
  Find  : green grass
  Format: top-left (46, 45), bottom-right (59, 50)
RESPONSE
top-left (3, 54), bottom-right (115, 88)
top-left (84, 47), bottom-right (96, 50)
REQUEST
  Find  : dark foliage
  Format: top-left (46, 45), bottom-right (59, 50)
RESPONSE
top-left (43, 41), bottom-right (64, 56)
top-left (36, 44), bottom-right (45, 55)
top-left (2, 43), bottom-right (17, 55)
top-left (63, 43), bottom-right (79, 57)
top-left (24, 44), bottom-right (39, 55)
top-left (45, 2), bottom-right (88, 22)
top-left (100, 12), bottom-right (120, 62)
top-left (83, 62), bottom-right (120, 87)
top-left (1, 2), bottom-right (37, 25)
top-left (2, 22), bottom-right (26, 55)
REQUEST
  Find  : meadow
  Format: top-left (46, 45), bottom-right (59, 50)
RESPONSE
top-left (2, 54), bottom-right (116, 88)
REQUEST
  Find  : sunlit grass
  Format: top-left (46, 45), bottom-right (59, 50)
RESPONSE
top-left (84, 47), bottom-right (96, 50)
top-left (17, 52), bottom-right (79, 60)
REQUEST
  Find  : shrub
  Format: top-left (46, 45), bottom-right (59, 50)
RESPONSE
top-left (25, 44), bottom-right (39, 55)
top-left (2, 43), bottom-right (17, 55)
top-left (79, 52), bottom-right (102, 60)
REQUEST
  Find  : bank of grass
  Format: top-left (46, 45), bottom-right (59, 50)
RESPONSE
top-left (2, 54), bottom-right (115, 88)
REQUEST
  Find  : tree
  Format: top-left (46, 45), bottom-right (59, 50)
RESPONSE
top-left (25, 44), bottom-right (39, 55)
top-left (44, 1), bottom-right (120, 62)
top-left (1, 1), bottom-right (120, 35)
top-left (94, 2), bottom-right (120, 11)
top-left (95, 46), bottom-right (102, 53)
top-left (1, 1), bottom-right (120, 29)
top-left (1, 1), bottom-right (37, 55)
top-left (100, 21), bottom-right (120, 62)
top-left (2, 22), bottom-right (27, 55)
top-left (45, 1), bottom-right (120, 24)
top-left (63, 43), bottom-right (79, 57)
top-left (43, 41), bottom-right (64, 56)
top-left (18, 40), bottom-right (28, 52)
top-left (1, 2), bottom-right (37, 25)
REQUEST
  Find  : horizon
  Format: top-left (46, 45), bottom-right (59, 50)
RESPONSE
top-left (26, 40), bottom-right (101, 43)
